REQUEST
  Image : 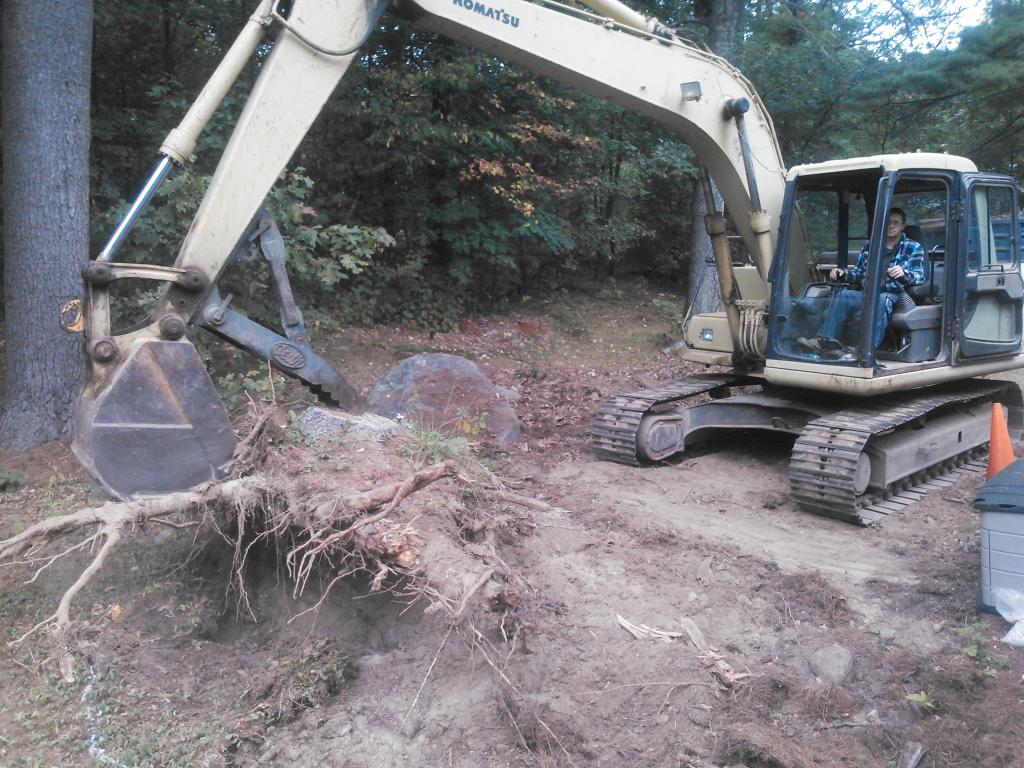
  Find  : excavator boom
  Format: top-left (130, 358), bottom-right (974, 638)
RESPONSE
top-left (74, 0), bottom-right (785, 498)
top-left (73, 0), bottom-right (1022, 518)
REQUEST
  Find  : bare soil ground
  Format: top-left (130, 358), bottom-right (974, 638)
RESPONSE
top-left (2, 282), bottom-right (1024, 768)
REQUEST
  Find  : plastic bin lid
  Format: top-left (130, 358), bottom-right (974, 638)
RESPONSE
top-left (975, 459), bottom-right (1024, 514)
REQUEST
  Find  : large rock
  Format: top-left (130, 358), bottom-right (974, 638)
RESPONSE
top-left (366, 353), bottom-right (520, 445)
top-left (808, 642), bottom-right (854, 684)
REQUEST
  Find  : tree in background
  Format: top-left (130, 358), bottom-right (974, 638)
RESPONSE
top-left (76, 0), bottom-right (1024, 343)
top-left (859, 0), bottom-right (1024, 182)
top-left (2, 0), bottom-right (1021, 459)
top-left (687, 0), bottom-right (746, 316)
top-left (82, 1), bottom-right (729, 333)
top-left (739, 0), bottom-right (879, 164)
top-left (1, 0), bottom-right (93, 448)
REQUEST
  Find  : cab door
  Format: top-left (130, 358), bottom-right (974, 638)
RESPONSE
top-left (954, 175), bottom-right (1024, 361)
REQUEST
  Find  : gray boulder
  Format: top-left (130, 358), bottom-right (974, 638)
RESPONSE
top-left (298, 408), bottom-right (402, 445)
top-left (808, 642), bottom-right (854, 684)
top-left (366, 353), bottom-right (520, 445)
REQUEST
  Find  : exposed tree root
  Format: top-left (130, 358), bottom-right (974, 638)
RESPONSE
top-left (0, 381), bottom-right (568, 692)
top-left (0, 461), bottom-right (471, 680)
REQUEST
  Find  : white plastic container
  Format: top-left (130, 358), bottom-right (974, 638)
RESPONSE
top-left (976, 461), bottom-right (1024, 613)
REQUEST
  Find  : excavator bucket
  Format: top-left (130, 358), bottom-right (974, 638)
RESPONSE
top-left (72, 339), bottom-right (236, 500)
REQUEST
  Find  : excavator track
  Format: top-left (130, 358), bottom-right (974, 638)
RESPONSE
top-left (789, 379), bottom-right (1014, 526)
top-left (591, 374), bottom-right (749, 465)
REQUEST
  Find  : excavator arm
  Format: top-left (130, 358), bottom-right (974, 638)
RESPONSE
top-left (74, 0), bottom-right (787, 498)
top-left (398, 0), bottom-right (786, 267)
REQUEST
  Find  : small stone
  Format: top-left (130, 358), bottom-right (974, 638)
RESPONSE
top-left (424, 720), bottom-right (448, 739)
top-left (298, 407), bottom-right (401, 443)
top-left (878, 626), bottom-right (898, 642)
top-left (866, 708), bottom-right (881, 725)
top-left (808, 643), bottom-right (854, 684)
top-left (687, 707), bottom-right (713, 726)
top-left (890, 619), bottom-right (946, 654)
top-left (400, 715), bottom-right (421, 738)
top-left (696, 557), bottom-right (714, 584)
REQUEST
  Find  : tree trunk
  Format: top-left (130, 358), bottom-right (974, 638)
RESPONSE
top-left (710, 0), bottom-right (746, 59)
top-left (0, 0), bottom-right (93, 448)
top-left (687, 179), bottom-right (723, 316)
top-left (687, 0), bottom-right (744, 314)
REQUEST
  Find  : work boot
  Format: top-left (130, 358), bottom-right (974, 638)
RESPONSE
top-left (818, 337), bottom-right (845, 352)
top-left (823, 346), bottom-right (855, 360)
top-left (795, 337), bottom-right (821, 353)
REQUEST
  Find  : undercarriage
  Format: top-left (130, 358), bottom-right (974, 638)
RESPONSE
top-left (593, 375), bottom-right (1023, 525)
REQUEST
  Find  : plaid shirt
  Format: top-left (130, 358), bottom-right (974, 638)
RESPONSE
top-left (846, 233), bottom-right (927, 293)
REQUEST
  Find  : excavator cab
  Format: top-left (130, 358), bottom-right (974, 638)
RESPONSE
top-left (608, 155), bottom-right (1023, 523)
top-left (764, 155), bottom-right (1024, 390)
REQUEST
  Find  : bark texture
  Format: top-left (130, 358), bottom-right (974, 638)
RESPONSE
top-left (687, 0), bottom-right (745, 316)
top-left (687, 180), bottom-right (723, 316)
top-left (1, 0), bottom-right (93, 448)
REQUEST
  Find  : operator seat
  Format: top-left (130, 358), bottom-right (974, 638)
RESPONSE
top-left (903, 223), bottom-right (926, 250)
top-left (885, 223), bottom-right (944, 362)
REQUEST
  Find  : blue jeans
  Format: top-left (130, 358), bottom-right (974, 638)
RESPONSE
top-left (816, 288), bottom-right (897, 349)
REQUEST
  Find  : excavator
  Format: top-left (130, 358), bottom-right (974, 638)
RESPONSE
top-left (71, 0), bottom-right (1023, 525)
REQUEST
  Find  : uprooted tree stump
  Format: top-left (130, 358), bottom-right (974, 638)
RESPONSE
top-left (0, 412), bottom-right (539, 681)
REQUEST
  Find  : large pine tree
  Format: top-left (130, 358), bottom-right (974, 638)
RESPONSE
top-left (1, 0), bottom-right (93, 448)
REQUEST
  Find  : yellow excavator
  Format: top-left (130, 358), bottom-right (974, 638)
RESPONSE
top-left (72, 0), bottom-right (1023, 525)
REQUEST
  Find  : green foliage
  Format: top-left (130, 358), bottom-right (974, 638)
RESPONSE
top-left (0, 469), bottom-right (26, 492)
top-left (904, 690), bottom-right (937, 709)
top-left (897, 2), bottom-right (1024, 182)
top-left (738, 2), bottom-right (883, 164)
top-left (214, 365), bottom-right (288, 412)
top-left (92, 663), bottom-right (231, 768)
top-left (99, 161), bottom-right (394, 333)
top-left (83, 0), bottom-right (1024, 342)
top-left (398, 417), bottom-right (482, 468)
top-left (86, 0), bottom-right (703, 331)
top-left (957, 624), bottom-right (1009, 671)
top-left (454, 407), bottom-right (488, 437)
top-left (268, 169), bottom-right (392, 286)
top-left (400, 428), bottom-right (471, 468)
top-left (546, 300), bottom-right (589, 339)
top-left (332, 251), bottom-right (468, 331)
top-left (651, 296), bottom-right (688, 334)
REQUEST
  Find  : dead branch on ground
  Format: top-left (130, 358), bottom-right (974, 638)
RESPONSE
top-left (467, 623), bottom-right (579, 766)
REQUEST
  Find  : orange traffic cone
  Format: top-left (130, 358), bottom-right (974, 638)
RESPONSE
top-left (988, 402), bottom-right (1016, 479)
